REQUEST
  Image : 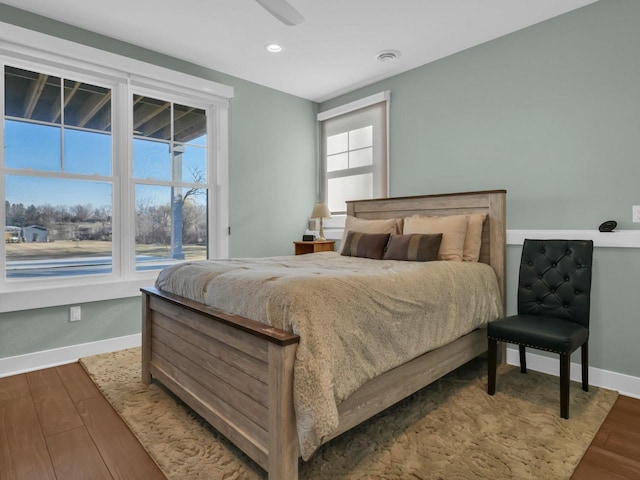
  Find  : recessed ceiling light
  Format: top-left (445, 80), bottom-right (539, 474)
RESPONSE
top-left (376, 49), bottom-right (401, 62)
top-left (266, 43), bottom-right (283, 53)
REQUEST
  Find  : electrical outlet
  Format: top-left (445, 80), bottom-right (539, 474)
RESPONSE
top-left (633, 206), bottom-right (640, 223)
top-left (70, 306), bottom-right (81, 322)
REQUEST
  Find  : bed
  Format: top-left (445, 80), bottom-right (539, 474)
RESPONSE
top-left (141, 189), bottom-right (506, 479)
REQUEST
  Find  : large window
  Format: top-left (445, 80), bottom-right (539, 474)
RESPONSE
top-left (132, 96), bottom-right (208, 270)
top-left (4, 66), bottom-right (114, 279)
top-left (319, 92), bottom-right (389, 213)
top-left (0, 29), bottom-right (231, 311)
top-left (2, 66), bottom-right (218, 280)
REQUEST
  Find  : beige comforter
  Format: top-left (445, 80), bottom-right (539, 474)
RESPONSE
top-left (155, 252), bottom-right (502, 459)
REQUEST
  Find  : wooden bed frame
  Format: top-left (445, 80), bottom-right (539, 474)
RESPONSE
top-left (141, 189), bottom-right (506, 479)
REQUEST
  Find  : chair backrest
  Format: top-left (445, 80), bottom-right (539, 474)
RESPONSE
top-left (518, 239), bottom-right (594, 327)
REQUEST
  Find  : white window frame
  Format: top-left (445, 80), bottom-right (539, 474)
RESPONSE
top-left (0, 22), bottom-right (232, 313)
top-left (317, 91), bottom-right (390, 221)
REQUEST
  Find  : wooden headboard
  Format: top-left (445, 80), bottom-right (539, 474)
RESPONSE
top-left (346, 189), bottom-right (506, 310)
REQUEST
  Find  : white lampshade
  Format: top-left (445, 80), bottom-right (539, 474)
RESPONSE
top-left (310, 202), bottom-right (331, 240)
top-left (310, 202), bottom-right (331, 220)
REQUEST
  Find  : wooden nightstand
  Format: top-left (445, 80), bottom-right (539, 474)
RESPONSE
top-left (293, 240), bottom-right (335, 255)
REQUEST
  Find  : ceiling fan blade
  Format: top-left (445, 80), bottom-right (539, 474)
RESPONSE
top-left (255, 0), bottom-right (305, 26)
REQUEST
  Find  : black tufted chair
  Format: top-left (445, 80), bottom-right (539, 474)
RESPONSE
top-left (487, 239), bottom-right (594, 419)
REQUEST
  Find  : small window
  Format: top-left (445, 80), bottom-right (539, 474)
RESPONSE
top-left (319, 94), bottom-right (388, 213)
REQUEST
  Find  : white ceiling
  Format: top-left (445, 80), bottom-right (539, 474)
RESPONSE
top-left (1, 0), bottom-right (598, 102)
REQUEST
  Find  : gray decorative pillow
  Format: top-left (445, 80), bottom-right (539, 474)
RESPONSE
top-left (340, 231), bottom-right (391, 260)
top-left (383, 234), bottom-right (443, 262)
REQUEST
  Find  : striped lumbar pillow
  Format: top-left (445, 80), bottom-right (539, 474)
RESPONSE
top-left (383, 233), bottom-right (443, 262)
top-left (340, 231), bottom-right (391, 260)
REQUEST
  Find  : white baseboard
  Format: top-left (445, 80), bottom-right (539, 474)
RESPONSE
top-left (0, 333), bottom-right (141, 378)
top-left (506, 347), bottom-right (640, 399)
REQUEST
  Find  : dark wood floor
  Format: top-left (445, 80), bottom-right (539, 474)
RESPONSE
top-left (1, 362), bottom-right (639, 479)
top-left (572, 395), bottom-right (640, 479)
top-left (0, 363), bottom-right (165, 480)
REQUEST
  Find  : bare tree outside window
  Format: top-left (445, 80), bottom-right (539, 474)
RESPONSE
top-left (132, 97), bottom-right (208, 268)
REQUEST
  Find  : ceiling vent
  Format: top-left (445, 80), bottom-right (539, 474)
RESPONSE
top-left (376, 50), bottom-right (401, 62)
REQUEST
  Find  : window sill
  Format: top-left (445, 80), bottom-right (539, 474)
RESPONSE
top-left (307, 224), bottom-right (640, 249)
top-left (507, 229), bottom-right (640, 248)
top-left (0, 273), bottom-right (158, 313)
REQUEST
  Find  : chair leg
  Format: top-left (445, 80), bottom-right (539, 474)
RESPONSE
top-left (519, 345), bottom-right (527, 373)
top-left (581, 342), bottom-right (589, 392)
top-left (560, 353), bottom-right (570, 419)
top-left (488, 338), bottom-right (497, 395)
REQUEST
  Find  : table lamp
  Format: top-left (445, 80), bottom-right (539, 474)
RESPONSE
top-left (310, 202), bottom-right (331, 240)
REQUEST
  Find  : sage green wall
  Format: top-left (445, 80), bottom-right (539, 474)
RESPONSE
top-left (320, 0), bottom-right (640, 378)
top-left (0, 298), bottom-right (141, 358)
top-left (0, 4), bottom-right (317, 359)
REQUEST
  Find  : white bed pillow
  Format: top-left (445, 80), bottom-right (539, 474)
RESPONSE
top-left (403, 214), bottom-right (468, 261)
top-left (338, 216), bottom-right (398, 253)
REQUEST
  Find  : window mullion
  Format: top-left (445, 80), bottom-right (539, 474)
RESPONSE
top-left (327, 165), bottom-right (374, 179)
top-left (0, 63), bottom-right (6, 284)
top-left (60, 77), bottom-right (65, 173)
top-left (115, 81), bottom-right (132, 278)
top-left (133, 177), bottom-right (207, 189)
top-left (210, 103), bottom-right (229, 259)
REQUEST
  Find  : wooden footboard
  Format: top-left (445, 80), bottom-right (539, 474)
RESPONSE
top-left (141, 287), bottom-right (489, 480)
top-left (141, 287), bottom-right (300, 478)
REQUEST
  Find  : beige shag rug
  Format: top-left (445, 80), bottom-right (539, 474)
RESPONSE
top-left (80, 348), bottom-right (617, 480)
